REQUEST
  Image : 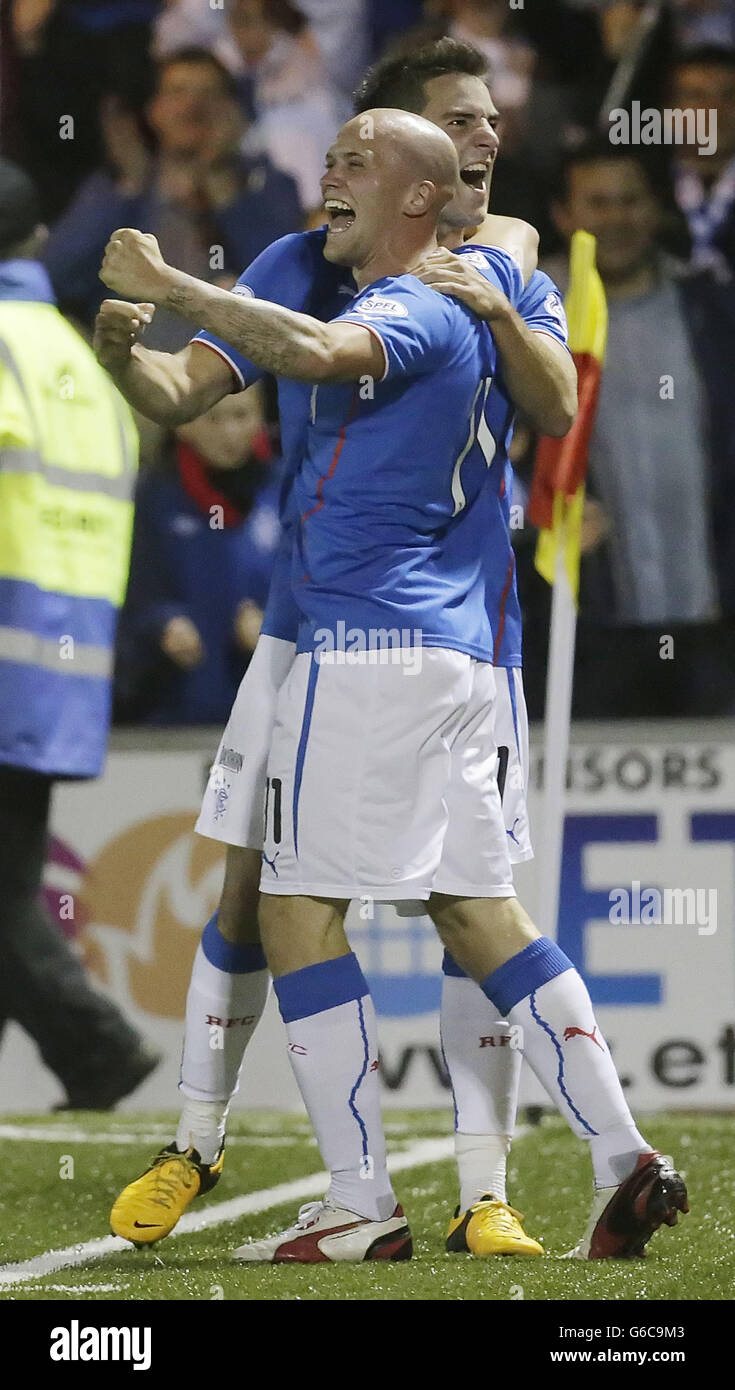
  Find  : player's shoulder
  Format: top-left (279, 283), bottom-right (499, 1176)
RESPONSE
top-left (454, 243), bottom-right (524, 303)
top-left (350, 278), bottom-right (414, 316)
top-left (521, 267), bottom-right (564, 307)
top-left (519, 269), bottom-right (569, 339)
top-left (528, 266), bottom-right (562, 290)
top-left (340, 274), bottom-right (481, 374)
top-left (379, 273), bottom-right (474, 318)
top-left (234, 228), bottom-right (329, 292)
top-left (343, 274), bottom-right (455, 324)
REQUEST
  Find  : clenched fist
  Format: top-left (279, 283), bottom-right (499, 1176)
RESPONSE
top-left (100, 227), bottom-right (174, 302)
top-left (161, 615), bottom-right (204, 669)
top-left (233, 600), bottom-right (263, 653)
top-left (93, 300), bottom-right (155, 374)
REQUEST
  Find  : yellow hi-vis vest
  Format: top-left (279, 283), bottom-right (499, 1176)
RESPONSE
top-left (0, 298), bottom-right (138, 777)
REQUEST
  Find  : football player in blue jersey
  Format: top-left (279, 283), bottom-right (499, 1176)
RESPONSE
top-left (98, 42), bottom-right (564, 1261)
top-left (94, 46), bottom-right (683, 1262)
top-left (100, 107), bottom-right (685, 1266)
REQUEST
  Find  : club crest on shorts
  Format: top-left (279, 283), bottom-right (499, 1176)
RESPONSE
top-left (207, 764), bottom-right (231, 819)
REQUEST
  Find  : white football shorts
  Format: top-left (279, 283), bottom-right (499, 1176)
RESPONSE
top-left (258, 647), bottom-right (514, 902)
top-left (196, 636), bottom-right (533, 864)
top-left (196, 635), bottom-right (297, 849)
top-left (492, 665), bottom-right (533, 862)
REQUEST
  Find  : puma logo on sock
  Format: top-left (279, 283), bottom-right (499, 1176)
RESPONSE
top-left (563, 1024), bottom-right (604, 1051)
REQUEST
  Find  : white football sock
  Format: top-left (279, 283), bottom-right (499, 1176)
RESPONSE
top-left (275, 954), bottom-right (396, 1222)
top-left (176, 1097), bottom-right (229, 1165)
top-left (441, 974), bottom-right (521, 1207)
top-left (177, 922), bottom-right (270, 1162)
top-left (483, 940), bottom-right (651, 1189)
top-left (454, 1133), bottom-right (510, 1209)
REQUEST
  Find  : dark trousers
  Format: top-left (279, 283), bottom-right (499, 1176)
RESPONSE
top-left (0, 764), bottom-right (141, 1097)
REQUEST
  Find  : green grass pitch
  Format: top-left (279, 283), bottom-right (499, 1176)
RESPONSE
top-left (0, 1111), bottom-right (732, 1301)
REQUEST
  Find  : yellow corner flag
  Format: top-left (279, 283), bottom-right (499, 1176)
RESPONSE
top-left (528, 230), bottom-right (607, 601)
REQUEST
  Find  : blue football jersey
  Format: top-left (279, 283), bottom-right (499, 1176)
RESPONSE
top-left (291, 275), bottom-right (498, 658)
top-left (191, 229), bottom-right (565, 664)
top-left (450, 249), bottom-right (570, 667)
top-left (515, 269), bottom-right (570, 348)
top-left (192, 229), bottom-right (353, 503)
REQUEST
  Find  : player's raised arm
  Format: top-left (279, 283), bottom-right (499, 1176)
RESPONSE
top-left (415, 247), bottom-right (577, 438)
top-left (100, 229), bottom-right (385, 384)
top-left (93, 298), bottom-right (235, 426)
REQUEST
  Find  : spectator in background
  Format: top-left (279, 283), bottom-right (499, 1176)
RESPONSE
top-left (442, 0), bottom-right (536, 131)
top-left (521, 141), bottom-right (735, 719)
top-left (226, 0), bottom-right (343, 213)
top-left (154, 0), bottom-right (368, 117)
top-left (295, 0), bottom-right (370, 111)
top-left (387, 2), bottom-right (537, 145)
top-left (115, 383), bottom-right (282, 726)
top-left (536, 3), bottom-right (677, 173)
top-left (43, 47), bottom-right (303, 344)
top-left (671, 45), bottom-right (735, 279)
top-left (440, 1), bottom-right (557, 244)
top-left (369, 0), bottom-right (426, 63)
top-left (384, 1), bottom-right (572, 250)
top-left (674, 0), bottom-right (735, 50)
top-left (153, 0), bottom-right (227, 57)
top-left (0, 158), bottom-right (159, 1108)
top-left (9, 0), bottom-right (162, 219)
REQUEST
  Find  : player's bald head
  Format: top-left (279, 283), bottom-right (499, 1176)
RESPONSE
top-left (341, 108), bottom-right (459, 212)
top-left (321, 107), bottom-right (461, 273)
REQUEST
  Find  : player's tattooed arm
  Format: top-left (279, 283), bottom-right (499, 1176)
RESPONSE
top-left (99, 229), bottom-right (384, 384)
top-left (162, 283), bottom-right (384, 382)
top-left (416, 249), bottom-right (577, 437)
top-left (93, 300), bottom-right (234, 426)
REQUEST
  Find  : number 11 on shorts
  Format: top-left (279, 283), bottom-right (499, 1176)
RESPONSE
top-left (264, 775), bottom-right (282, 844)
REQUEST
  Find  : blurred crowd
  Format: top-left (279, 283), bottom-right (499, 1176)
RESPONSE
top-left (3, 0), bottom-right (735, 722)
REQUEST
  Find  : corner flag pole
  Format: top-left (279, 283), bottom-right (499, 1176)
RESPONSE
top-left (528, 230), bottom-right (607, 939)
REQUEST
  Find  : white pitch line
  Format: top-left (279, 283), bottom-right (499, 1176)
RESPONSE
top-left (43, 1284), bottom-right (129, 1294)
top-left (0, 1125), bottom-right (306, 1147)
top-left (0, 1136), bottom-right (455, 1289)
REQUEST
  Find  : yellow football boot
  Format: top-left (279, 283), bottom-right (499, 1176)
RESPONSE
top-left (446, 1194), bottom-right (544, 1257)
top-left (110, 1143), bottom-right (224, 1245)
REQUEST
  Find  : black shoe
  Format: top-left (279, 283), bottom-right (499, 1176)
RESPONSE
top-left (54, 1044), bottom-right (161, 1111)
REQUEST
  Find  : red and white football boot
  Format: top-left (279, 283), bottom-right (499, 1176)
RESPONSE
top-left (232, 1199), bottom-right (412, 1264)
top-left (566, 1151), bottom-right (689, 1259)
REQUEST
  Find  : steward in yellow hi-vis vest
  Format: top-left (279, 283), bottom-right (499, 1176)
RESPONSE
top-left (0, 161), bottom-right (157, 1113)
top-left (0, 256), bottom-right (138, 777)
